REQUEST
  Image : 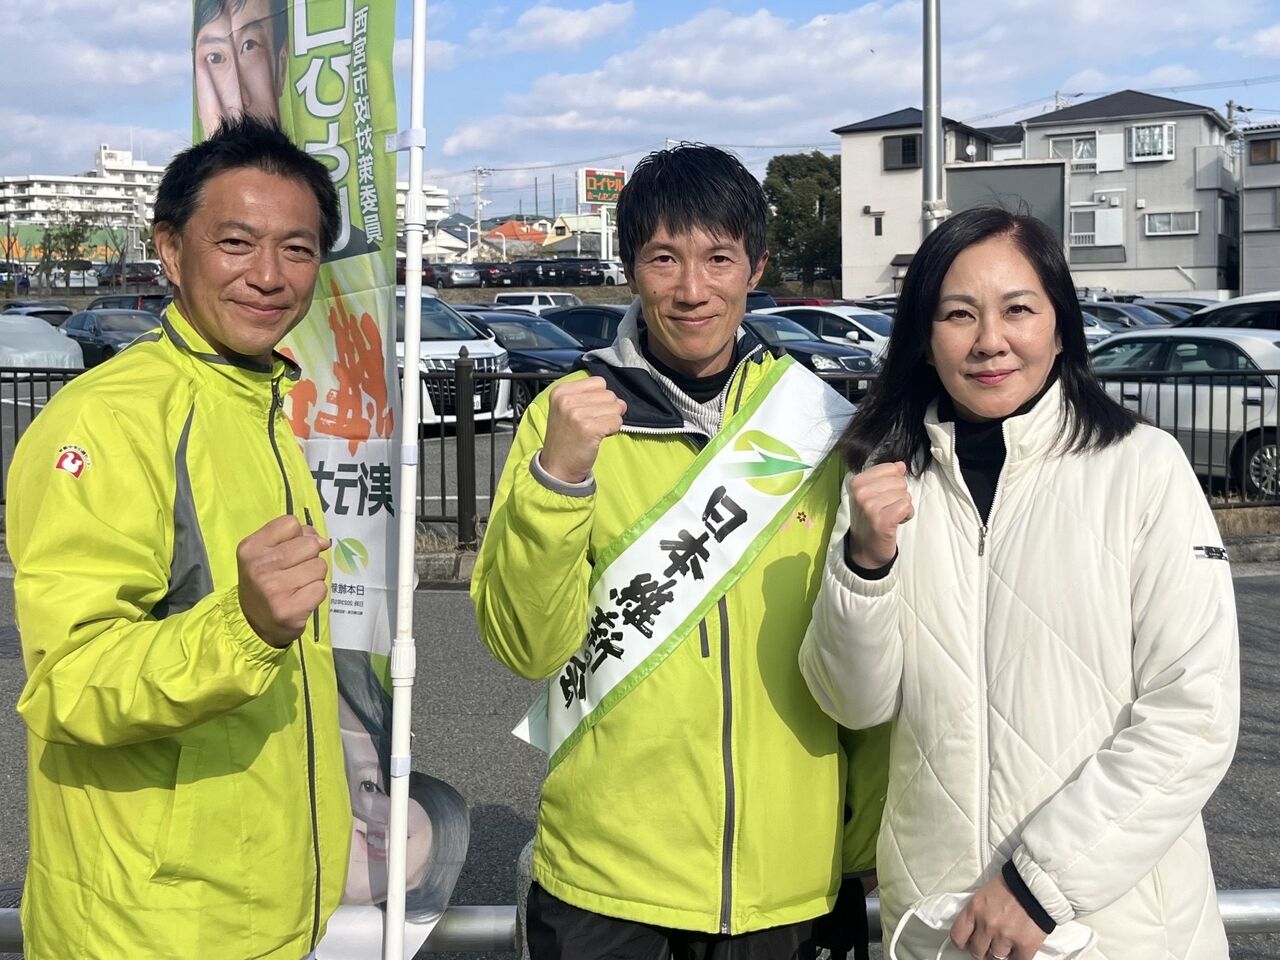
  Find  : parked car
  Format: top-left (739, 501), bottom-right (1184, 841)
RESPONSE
top-left (745, 289), bottom-right (777, 311)
top-left (61, 309), bottom-right (161, 366)
top-left (395, 292), bottom-right (511, 428)
top-left (1080, 301), bottom-right (1170, 331)
top-left (1080, 310), bottom-right (1113, 347)
top-left (395, 259), bottom-right (447, 286)
top-left (759, 304), bottom-right (893, 358)
top-left (493, 291), bottom-right (583, 315)
top-left (1130, 301), bottom-right (1192, 324)
top-left (1175, 292), bottom-right (1280, 331)
top-left (541, 304), bottom-right (627, 348)
top-left (741, 313), bottom-right (878, 390)
top-left (96, 262), bottom-right (164, 287)
top-left (599, 260), bottom-right (626, 286)
top-left (1140, 296), bottom-right (1222, 315)
top-left (772, 297), bottom-right (842, 307)
top-left (437, 263), bottom-right (481, 288)
top-left (463, 311), bottom-right (585, 417)
top-left (1089, 329), bottom-right (1280, 497)
top-left (509, 259), bottom-right (577, 287)
top-left (3, 303), bottom-right (74, 327)
top-left (562, 258), bottom-right (604, 286)
top-left (0, 314), bottom-right (83, 368)
top-left (474, 262), bottom-right (518, 287)
top-left (87, 293), bottom-right (171, 315)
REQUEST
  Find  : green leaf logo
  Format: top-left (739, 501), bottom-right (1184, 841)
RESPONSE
top-left (727, 430), bottom-right (810, 496)
top-left (334, 537), bottom-right (370, 576)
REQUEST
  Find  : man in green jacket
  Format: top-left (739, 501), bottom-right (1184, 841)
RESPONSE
top-left (472, 144), bottom-right (888, 959)
top-left (9, 116), bottom-right (351, 959)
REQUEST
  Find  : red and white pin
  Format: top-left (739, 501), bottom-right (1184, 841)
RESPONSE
top-left (54, 445), bottom-right (91, 479)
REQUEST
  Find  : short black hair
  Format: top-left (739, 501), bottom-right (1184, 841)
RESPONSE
top-left (839, 205), bottom-right (1138, 471)
top-left (194, 0), bottom-right (287, 56)
top-left (616, 143), bottom-right (768, 271)
top-left (154, 114), bottom-right (341, 254)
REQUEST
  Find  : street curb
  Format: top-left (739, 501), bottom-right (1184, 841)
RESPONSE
top-left (1225, 536), bottom-right (1280, 564)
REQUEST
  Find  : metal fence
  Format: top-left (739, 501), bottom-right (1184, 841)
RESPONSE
top-left (1, 365), bottom-right (1277, 526)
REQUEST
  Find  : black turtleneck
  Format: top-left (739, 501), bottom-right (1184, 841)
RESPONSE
top-left (640, 330), bottom-right (739, 403)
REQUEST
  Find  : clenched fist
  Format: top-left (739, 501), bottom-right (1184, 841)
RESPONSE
top-left (237, 515), bottom-right (330, 648)
top-left (847, 461), bottom-right (914, 570)
top-left (539, 376), bottom-right (627, 484)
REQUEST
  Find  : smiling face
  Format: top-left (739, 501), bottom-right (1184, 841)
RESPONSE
top-left (928, 233), bottom-right (1062, 421)
top-left (194, 0), bottom-right (285, 134)
top-left (155, 166), bottom-right (323, 364)
top-left (627, 222), bottom-right (766, 379)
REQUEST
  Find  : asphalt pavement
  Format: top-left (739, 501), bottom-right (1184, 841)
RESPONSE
top-left (0, 568), bottom-right (1275, 960)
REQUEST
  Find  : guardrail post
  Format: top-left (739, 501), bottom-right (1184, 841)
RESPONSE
top-left (455, 348), bottom-right (478, 549)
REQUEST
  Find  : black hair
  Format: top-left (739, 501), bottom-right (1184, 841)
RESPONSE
top-left (334, 650), bottom-right (470, 919)
top-left (154, 114), bottom-right (341, 254)
top-left (839, 205), bottom-right (1139, 472)
top-left (194, 0), bottom-right (287, 56)
top-left (616, 143), bottom-right (768, 271)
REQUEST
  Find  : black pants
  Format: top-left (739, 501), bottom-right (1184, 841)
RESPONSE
top-left (526, 881), bottom-right (870, 960)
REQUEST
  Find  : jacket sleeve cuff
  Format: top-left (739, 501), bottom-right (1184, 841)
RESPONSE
top-left (1002, 859), bottom-right (1057, 935)
top-left (843, 533), bottom-right (897, 580)
top-left (220, 588), bottom-right (289, 668)
top-left (1012, 845), bottom-right (1076, 926)
top-left (530, 450), bottom-right (596, 498)
top-left (826, 529), bottom-right (900, 599)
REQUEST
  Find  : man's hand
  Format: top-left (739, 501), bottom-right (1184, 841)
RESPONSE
top-left (847, 461), bottom-right (914, 569)
top-left (237, 516), bottom-right (330, 648)
top-left (539, 377), bottom-right (627, 484)
top-left (950, 874), bottom-right (1048, 960)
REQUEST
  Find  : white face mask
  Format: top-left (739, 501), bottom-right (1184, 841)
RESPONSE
top-left (887, 892), bottom-right (1098, 960)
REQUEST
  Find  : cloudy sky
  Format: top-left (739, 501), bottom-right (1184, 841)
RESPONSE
top-left (5, 0), bottom-right (1280, 218)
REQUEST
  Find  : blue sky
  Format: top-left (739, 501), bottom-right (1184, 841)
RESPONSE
top-left (5, 0), bottom-right (1280, 219)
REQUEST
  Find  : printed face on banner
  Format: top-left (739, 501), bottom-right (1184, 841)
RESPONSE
top-left (194, 0), bottom-right (287, 134)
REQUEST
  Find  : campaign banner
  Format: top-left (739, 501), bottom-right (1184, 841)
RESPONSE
top-left (191, 0), bottom-right (467, 949)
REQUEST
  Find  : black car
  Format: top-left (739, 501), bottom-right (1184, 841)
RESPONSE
top-left (541, 304), bottom-right (627, 348)
top-left (741, 313), bottom-right (878, 391)
top-left (746, 289), bottom-right (777, 310)
top-left (474, 262), bottom-right (518, 287)
top-left (561, 258), bottom-right (605, 286)
top-left (464, 310), bottom-right (586, 416)
top-left (88, 293), bottom-right (171, 315)
top-left (61, 308), bottom-right (161, 366)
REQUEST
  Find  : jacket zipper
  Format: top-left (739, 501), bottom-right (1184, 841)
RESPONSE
top-left (269, 378), bottom-right (323, 950)
top-left (716, 595), bottom-right (735, 934)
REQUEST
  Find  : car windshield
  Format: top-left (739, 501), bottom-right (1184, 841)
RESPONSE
top-left (395, 296), bottom-right (481, 341)
top-left (549, 294), bottom-right (579, 306)
top-left (488, 319), bottom-right (582, 349)
top-left (100, 312), bottom-right (160, 334)
top-left (1121, 305), bottom-right (1170, 326)
top-left (747, 315), bottom-right (820, 344)
top-left (842, 310), bottom-right (893, 336)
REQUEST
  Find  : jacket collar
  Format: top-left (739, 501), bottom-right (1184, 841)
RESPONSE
top-left (925, 379), bottom-right (1067, 471)
top-left (160, 302), bottom-right (302, 401)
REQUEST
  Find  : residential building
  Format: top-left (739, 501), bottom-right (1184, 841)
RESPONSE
top-left (834, 92), bottom-right (1239, 297)
top-left (1240, 123), bottom-right (1280, 294)
top-left (1022, 91), bottom-right (1237, 296)
top-left (0, 144), bottom-right (162, 228)
top-left (394, 180), bottom-right (450, 235)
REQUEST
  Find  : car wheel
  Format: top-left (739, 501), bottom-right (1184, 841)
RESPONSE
top-left (512, 381), bottom-right (533, 421)
top-left (604, 277), bottom-right (616, 285)
top-left (1240, 431), bottom-right (1280, 499)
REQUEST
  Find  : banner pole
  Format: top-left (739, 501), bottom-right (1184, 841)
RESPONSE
top-left (384, 0), bottom-right (429, 956)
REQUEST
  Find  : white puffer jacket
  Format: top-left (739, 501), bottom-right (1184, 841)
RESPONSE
top-left (799, 383), bottom-right (1239, 959)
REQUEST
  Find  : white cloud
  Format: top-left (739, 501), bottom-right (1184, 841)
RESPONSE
top-left (472, 2), bottom-right (635, 53)
top-left (394, 37), bottom-right (460, 72)
top-left (1216, 24), bottom-right (1280, 57)
top-left (0, 107), bottom-right (186, 178)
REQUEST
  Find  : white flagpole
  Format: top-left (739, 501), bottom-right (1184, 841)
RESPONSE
top-left (384, 0), bottom-right (428, 957)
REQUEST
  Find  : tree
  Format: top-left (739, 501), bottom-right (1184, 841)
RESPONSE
top-left (762, 151), bottom-right (841, 293)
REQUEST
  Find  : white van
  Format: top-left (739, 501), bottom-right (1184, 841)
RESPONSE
top-left (395, 288), bottom-right (510, 428)
top-left (492, 291), bottom-right (582, 315)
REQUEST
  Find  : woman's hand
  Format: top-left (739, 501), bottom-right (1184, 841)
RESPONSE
top-left (949, 874), bottom-right (1048, 960)
top-left (847, 461), bottom-right (914, 569)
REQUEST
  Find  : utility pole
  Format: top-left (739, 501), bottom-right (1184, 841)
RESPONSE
top-left (920, 0), bottom-right (946, 239)
top-left (472, 166), bottom-right (491, 264)
top-left (551, 174), bottom-right (557, 220)
top-left (534, 176), bottom-right (540, 219)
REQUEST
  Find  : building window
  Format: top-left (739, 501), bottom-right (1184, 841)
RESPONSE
top-left (1128, 123), bottom-right (1176, 162)
top-left (883, 135), bottom-right (921, 171)
top-left (874, 216), bottom-right (883, 237)
top-left (1249, 137), bottom-right (1280, 165)
top-left (1144, 211), bottom-right (1199, 236)
top-left (1050, 135), bottom-right (1097, 173)
top-left (1069, 210), bottom-right (1096, 246)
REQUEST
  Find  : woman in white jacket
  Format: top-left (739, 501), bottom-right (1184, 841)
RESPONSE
top-left (799, 207), bottom-right (1239, 960)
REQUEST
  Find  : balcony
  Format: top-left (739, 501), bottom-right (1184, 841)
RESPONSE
top-left (1070, 232), bottom-right (1096, 247)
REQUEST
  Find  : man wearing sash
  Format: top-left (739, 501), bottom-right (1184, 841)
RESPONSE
top-left (472, 144), bottom-right (888, 959)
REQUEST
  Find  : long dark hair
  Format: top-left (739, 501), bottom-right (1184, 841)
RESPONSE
top-left (839, 206), bottom-right (1138, 471)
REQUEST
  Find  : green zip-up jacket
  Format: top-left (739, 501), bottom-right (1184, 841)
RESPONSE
top-left (472, 334), bottom-right (889, 935)
top-left (8, 305), bottom-right (352, 959)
